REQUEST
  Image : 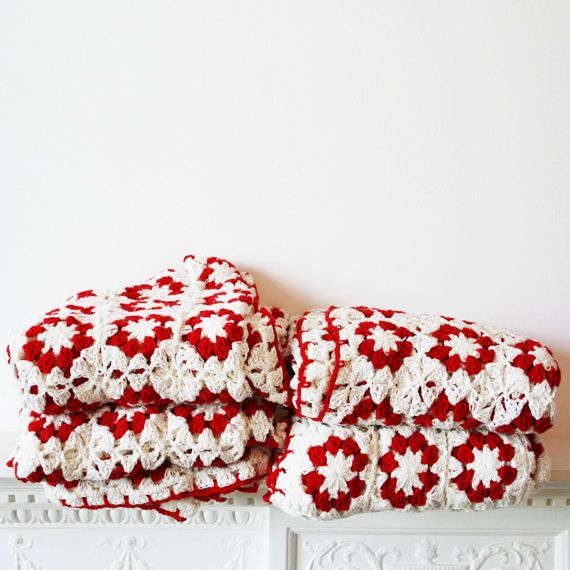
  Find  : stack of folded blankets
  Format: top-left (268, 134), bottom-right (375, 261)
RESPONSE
top-left (264, 306), bottom-right (560, 519)
top-left (7, 255), bottom-right (291, 521)
top-left (7, 255), bottom-right (561, 522)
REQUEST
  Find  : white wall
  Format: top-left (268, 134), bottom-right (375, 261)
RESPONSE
top-left (1, 1), bottom-right (568, 474)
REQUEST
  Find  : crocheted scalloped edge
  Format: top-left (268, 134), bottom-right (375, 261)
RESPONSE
top-left (11, 401), bottom-right (291, 482)
top-left (43, 445), bottom-right (272, 517)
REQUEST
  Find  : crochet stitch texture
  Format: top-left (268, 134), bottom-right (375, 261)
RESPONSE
top-left (7, 255), bottom-right (561, 522)
top-left (290, 307), bottom-right (559, 433)
top-left (8, 255), bottom-right (290, 520)
top-left (13, 401), bottom-right (289, 482)
top-left (10, 256), bottom-right (289, 414)
top-left (264, 419), bottom-right (550, 520)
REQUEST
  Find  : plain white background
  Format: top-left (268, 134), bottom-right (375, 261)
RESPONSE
top-left (0, 1), bottom-right (568, 475)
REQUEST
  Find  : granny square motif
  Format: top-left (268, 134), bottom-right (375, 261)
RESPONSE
top-left (6, 255), bottom-right (561, 522)
top-left (290, 307), bottom-right (560, 433)
top-left (265, 419), bottom-right (550, 520)
top-left (9, 256), bottom-right (290, 413)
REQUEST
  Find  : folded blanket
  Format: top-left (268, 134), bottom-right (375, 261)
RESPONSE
top-left (6, 256), bottom-right (560, 523)
top-left (9, 255), bottom-right (290, 413)
top-left (43, 445), bottom-right (271, 522)
top-left (12, 400), bottom-right (290, 482)
top-left (290, 307), bottom-right (560, 433)
top-left (265, 419), bottom-right (549, 520)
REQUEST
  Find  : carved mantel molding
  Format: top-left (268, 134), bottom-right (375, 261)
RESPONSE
top-left (303, 537), bottom-right (552, 570)
top-left (0, 478), bottom-right (568, 528)
top-left (0, 479), bottom-right (568, 569)
top-left (0, 477), bottom-right (267, 528)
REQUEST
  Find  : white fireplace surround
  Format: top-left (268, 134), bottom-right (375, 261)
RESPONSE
top-left (0, 478), bottom-right (568, 570)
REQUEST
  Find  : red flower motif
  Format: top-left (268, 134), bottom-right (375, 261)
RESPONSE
top-left (356, 319), bottom-right (413, 373)
top-left (194, 257), bottom-right (251, 292)
top-left (450, 432), bottom-right (518, 503)
top-left (302, 436), bottom-right (369, 513)
top-left (184, 309), bottom-right (244, 362)
top-left (120, 274), bottom-right (185, 307)
top-left (511, 339), bottom-right (561, 388)
top-left (426, 324), bottom-right (496, 375)
top-left (106, 313), bottom-right (174, 361)
top-left (21, 316), bottom-right (94, 376)
top-left (378, 431), bottom-right (440, 509)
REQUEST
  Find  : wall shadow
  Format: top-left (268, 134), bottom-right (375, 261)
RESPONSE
top-left (241, 266), bottom-right (323, 316)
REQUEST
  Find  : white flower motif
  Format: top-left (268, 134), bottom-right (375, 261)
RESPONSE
top-left (38, 322), bottom-right (76, 352)
top-left (469, 446), bottom-right (501, 487)
top-left (124, 319), bottom-right (157, 341)
top-left (392, 449), bottom-right (427, 495)
top-left (318, 452), bottom-right (353, 497)
top-left (445, 333), bottom-right (480, 360)
top-left (370, 327), bottom-right (399, 352)
top-left (196, 314), bottom-right (229, 340)
top-left (209, 262), bottom-right (236, 285)
top-left (530, 345), bottom-right (554, 367)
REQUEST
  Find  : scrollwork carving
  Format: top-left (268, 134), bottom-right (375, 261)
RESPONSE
top-left (303, 538), bottom-right (550, 570)
top-left (305, 539), bottom-right (401, 570)
top-left (454, 541), bottom-right (550, 570)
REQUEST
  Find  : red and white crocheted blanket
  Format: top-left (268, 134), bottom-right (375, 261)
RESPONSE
top-left (7, 255), bottom-right (561, 521)
top-left (8, 255), bottom-right (291, 520)
top-left (290, 307), bottom-right (559, 433)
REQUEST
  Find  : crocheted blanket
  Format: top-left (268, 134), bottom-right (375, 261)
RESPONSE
top-left (44, 446), bottom-right (271, 522)
top-left (9, 256), bottom-right (289, 414)
top-left (290, 307), bottom-right (560, 433)
top-left (7, 255), bottom-right (291, 521)
top-left (6, 255), bottom-right (561, 522)
top-left (12, 401), bottom-right (289, 482)
top-left (264, 419), bottom-right (550, 520)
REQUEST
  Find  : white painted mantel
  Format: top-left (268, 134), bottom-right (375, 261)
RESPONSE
top-left (0, 479), bottom-right (568, 570)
